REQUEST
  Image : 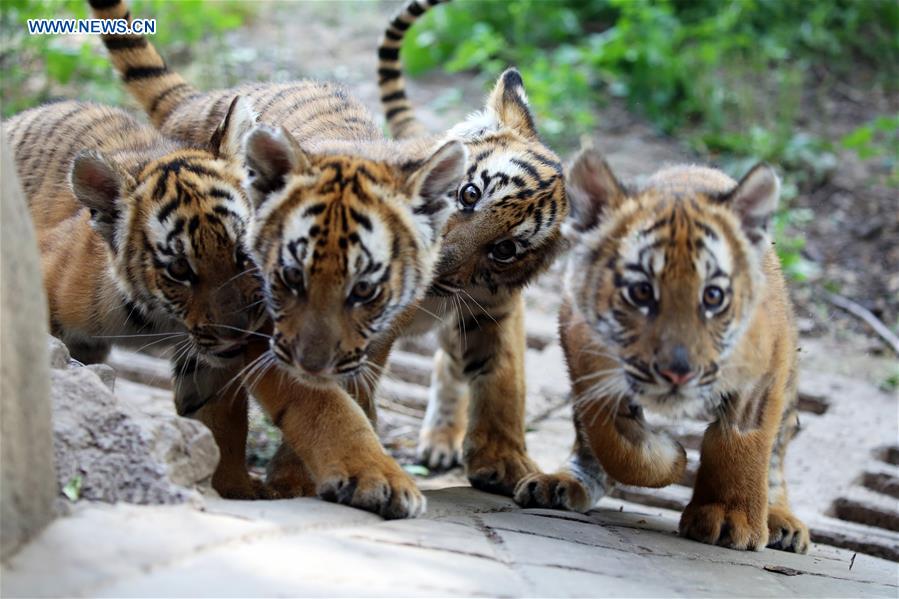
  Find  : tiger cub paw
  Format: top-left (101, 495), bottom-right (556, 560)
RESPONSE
top-left (767, 506), bottom-right (810, 553)
top-left (316, 455), bottom-right (426, 520)
top-left (513, 472), bottom-right (593, 512)
top-left (465, 443), bottom-right (539, 497)
top-left (417, 424), bottom-right (464, 471)
top-left (679, 502), bottom-right (768, 551)
top-left (213, 473), bottom-right (273, 500)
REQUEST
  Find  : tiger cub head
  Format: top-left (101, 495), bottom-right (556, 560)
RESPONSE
top-left (244, 125), bottom-right (464, 385)
top-left (71, 97), bottom-right (263, 365)
top-left (430, 69), bottom-right (567, 297)
top-left (564, 148), bottom-right (781, 418)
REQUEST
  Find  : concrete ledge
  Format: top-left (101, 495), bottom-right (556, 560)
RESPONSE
top-left (3, 488), bottom-right (896, 597)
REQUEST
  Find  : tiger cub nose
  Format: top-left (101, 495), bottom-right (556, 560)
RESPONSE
top-left (658, 368), bottom-right (696, 386)
top-left (656, 345), bottom-right (695, 386)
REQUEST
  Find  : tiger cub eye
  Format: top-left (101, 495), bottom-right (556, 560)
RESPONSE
top-left (167, 257), bottom-right (193, 282)
top-left (459, 183), bottom-right (481, 208)
top-left (282, 266), bottom-right (304, 290)
top-left (350, 280), bottom-right (379, 304)
top-left (703, 285), bottom-right (725, 309)
top-left (628, 282), bottom-right (654, 307)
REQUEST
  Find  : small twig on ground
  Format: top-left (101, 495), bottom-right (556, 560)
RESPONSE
top-left (377, 396), bottom-right (426, 419)
top-left (824, 291), bottom-right (899, 357)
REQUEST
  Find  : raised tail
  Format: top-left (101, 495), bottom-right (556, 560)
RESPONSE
top-left (88, 0), bottom-right (197, 129)
top-left (377, 0), bottom-right (448, 140)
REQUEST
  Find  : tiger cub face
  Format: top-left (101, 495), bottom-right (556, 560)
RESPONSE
top-left (71, 97), bottom-right (263, 365)
top-left (244, 125), bottom-right (464, 385)
top-left (564, 148), bottom-right (781, 418)
top-left (429, 69), bottom-right (567, 297)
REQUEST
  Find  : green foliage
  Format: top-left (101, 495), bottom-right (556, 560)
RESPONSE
top-left (406, 0), bottom-right (897, 148)
top-left (0, 0), bottom-right (251, 116)
top-left (404, 0), bottom-right (898, 280)
top-left (841, 114), bottom-right (899, 185)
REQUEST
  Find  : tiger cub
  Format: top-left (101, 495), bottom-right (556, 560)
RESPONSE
top-left (4, 99), bottom-right (270, 496)
top-left (89, 0), bottom-right (465, 518)
top-left (373, 0), bottom-right (567, 495)
top-left (514, 148), bottom-right (810, 553)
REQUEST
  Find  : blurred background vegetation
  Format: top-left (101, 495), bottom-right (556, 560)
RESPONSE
top-left (0, 0), bottom-right (252, 114)
top-left (403, 0), bottom-right (898, 282)
top-left (1, 0), bottom-right (897, 294)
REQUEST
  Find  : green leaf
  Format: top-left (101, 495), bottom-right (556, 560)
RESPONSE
top-left (62, 475), bottom-right (83, 502)
top-left (403, 464), bottom-right (430, 477)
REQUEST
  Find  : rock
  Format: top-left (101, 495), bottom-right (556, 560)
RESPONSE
top-left (49, 340), bottom-right (219, 505)
top-left (0, 132), bottom-right (57, 560)
top-left (48, 336), bottom-right (70, 369)
top-left (85, 363), bottom-right (116, 391)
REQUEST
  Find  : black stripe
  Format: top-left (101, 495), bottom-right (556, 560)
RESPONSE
top-left (88, 0), bottom-right (121, 8)
top-left (463, 357), bottom-right (490, 376)
top-left (124, 66), bottom-right (168, 81)
top-left (377, 67), bottom-right (402, 82)
top-left (408, 2), bottom-right (425, 17)
top-left (378, 46), bottom-right (400, 61)
top-left (385, 106), bottom-right (410, 120)
top-left (104, 36), bottom-right (147, 51)
top-left (209, 187), bottom-right (233, 201)
top-left (148, 82), bottom-right (190, 116)
top-left (381, 89), bottom-right (406, 103)
top-left (157, 198), bottom-right (180, 222)
top-left (349, 208), bottom-right (372, 231)
top-left (390, 17), bottom-right (411, 31)
top-left (384, 29), bottom-right (403, 41)
top-left (272, 406), bottom-right (288, 428)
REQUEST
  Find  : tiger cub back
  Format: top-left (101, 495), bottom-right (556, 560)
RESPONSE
top-left (5, 98), bottom-right (262, 367)
top-left (515, 148), bottom-right (809, 553)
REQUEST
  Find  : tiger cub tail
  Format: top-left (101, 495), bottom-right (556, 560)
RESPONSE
top-left (377, 0), bottom-right (449, 140)
top-left (88, 0), bottom-right (196, 128)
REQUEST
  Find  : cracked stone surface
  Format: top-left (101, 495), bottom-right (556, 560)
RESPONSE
top-left (2, 489), bottom-right (896, 597)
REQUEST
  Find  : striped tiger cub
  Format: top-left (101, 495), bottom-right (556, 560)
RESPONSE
top-left (89, 0), bottom-right (466, 518)
top-left (514, 148), bottom-right (809, 553)
top-left (375, 0), bottom-right (568, 495)
top-left (3, 98), bottom-right (274, 497)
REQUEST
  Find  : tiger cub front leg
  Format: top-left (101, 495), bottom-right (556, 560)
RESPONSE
top-left (766, 405), bottom-right (810, 553)
top-left (249, 361), bottom-right (425, 519)
top-left (515, 422), bottom-right (614, 512)
top-left (417, 347), bottom-right (469, 470)
top-left (458, 293), bottom-right (538, 495)
top-left (679, 421), bottom-right (773, 551)
top-left (173, 356), bottom-right (268, 499)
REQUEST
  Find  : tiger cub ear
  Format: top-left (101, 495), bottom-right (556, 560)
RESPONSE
top-left (71, 151), bottom-right (135, 247)
top-left (210, 96), bottom-right (257, 160)
top-left (718, 163), bottom-right (779, 248)
top-left (564, 147), bottom-right (627, 235)
top-left (243, 124), bottom-right (311, 208)
top-left (406, 140), bottom-right (466, 244)
top-left (486, 68), bottom-right (538, 140)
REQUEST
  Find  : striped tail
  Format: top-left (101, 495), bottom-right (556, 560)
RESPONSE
top-left (88, 0), bottom-right (197, 129)
top-left (377, 0), bottom-right (448, 140)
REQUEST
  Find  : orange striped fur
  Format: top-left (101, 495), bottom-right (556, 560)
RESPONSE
top-left (376, 0), bottom-right (568, 496)
top-left (4, 98), bottom-right (276, 499)
top-left (89, 0), bottom-right (469, 517)
top-left (4, 99), bottom-right (261, 365)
